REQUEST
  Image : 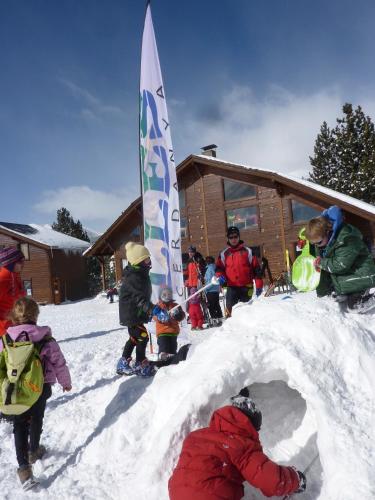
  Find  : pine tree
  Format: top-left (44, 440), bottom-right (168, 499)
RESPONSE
top-left (309, 103), bottom-right (375, 205)
top-left (52, 208), bottom-right (89, 241)
top-left (52, 207), bottom-right (101, 296)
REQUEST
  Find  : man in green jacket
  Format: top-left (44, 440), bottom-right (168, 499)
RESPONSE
top-left (305, 205), bottom-right (375, 308)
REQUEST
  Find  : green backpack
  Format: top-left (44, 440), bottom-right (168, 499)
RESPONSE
top-left (292, 228), bottom-right (321, 292)
top-left (0, 333), bottom-right (49, 416)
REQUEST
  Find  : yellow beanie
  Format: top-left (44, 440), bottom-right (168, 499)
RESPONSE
top-left (125, 242), bottom-right (150, 266)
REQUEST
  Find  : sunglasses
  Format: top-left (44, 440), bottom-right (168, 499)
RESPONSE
top-left (311, 238), bottom-right (324, 246)
top-left (228, 234), bottom-right (239, 240)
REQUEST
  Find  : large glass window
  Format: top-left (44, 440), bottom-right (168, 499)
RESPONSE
top-left (226, 206), bottom-right (258, 230)
top-left (224, 179), bottom-right (256, 201)
top-left (180, 216), bottom-right (187, 239)
top-left (129, 226), bottom-right (141, 239)
top-left (179, 189), bottom-right (186, 209)
top-left (291, 200), bottom-right (320, 223)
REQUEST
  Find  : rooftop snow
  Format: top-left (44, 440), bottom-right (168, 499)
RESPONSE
top-left (196, 155), bottom-right (375, 216)
top-left (0, 222), bottom-right (90, 250)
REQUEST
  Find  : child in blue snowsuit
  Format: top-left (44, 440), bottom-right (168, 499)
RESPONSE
top-left (204, 256), bottom-right (223, 326)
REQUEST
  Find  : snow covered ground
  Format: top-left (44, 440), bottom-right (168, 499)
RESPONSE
top-left (1, 291), bottom-right (374, 499)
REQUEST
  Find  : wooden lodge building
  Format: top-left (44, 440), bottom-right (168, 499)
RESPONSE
top-left (0, 222), bottom-right (90, 304)
top-left (85, 148), bottom-right (375, 288)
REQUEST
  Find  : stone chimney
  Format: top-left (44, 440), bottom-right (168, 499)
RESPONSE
top-left (201, 144), bottom-right (217, 157)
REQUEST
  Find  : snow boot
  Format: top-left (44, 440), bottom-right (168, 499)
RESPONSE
top-left (28, 445), bottom-right (46, 464)
top-left (116, 357), bottom-right (135, 376)
top-left (17, 465), bottom-right (38, 490)
top-left (136, 359), bottom-right (156, 377)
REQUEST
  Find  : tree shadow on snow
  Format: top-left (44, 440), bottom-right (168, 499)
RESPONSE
top-left (47, 375), bottom-right (120, 409)
top-left (43, 375), bottom-right (153, 488)
top-left (58, 327), bottom-right (124, 344)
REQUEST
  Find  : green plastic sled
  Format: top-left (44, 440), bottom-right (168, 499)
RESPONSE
top-left (292, 228), bottom-right (321, 292)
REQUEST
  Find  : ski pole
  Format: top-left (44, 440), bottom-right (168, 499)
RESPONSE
top-left (282, 454), bottom-right (319, 500)
top-left (169, 277), bottom-right (220, 314)
top-left (148, 329), bottom-right (154, 355)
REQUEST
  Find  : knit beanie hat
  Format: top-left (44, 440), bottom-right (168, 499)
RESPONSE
top-left (227, 226), bottom-right (240, 238)
top-left (0, 247), bottom-right (25, 268)
top-left (125, 242), bottom-right (150, 266)
top-left (231, 394), bottom-right (262, 431)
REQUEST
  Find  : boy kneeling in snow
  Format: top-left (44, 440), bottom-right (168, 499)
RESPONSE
top-left (153, 285), bottom-right (185, 359)
top-left (169, 390), bottom-right (306, 499)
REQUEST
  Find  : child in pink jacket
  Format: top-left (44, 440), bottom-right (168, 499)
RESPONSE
top-left (188, 287), bottom-right (204, 330)
top-left (2, 297), bottom-right (72, 489)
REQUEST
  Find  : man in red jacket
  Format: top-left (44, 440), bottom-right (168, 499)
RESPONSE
top-left (169, 390), bottom-right (306, 499)
top-left (216, 226), bottom-right (263, 317)
top-left (0, 247), bottom-right (25, 336)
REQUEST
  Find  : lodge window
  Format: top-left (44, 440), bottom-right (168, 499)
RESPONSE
top-left (129, 226), bottom-right (141, 239)
top-left (179, 189), bottom-right (186, 209)
top-left (180, 216), bottom-right (188, 239)
top-left (18, 243), bottom-right (30, 260)
top-left (291, 200), bottom-right (320, 223)
top-left (226, 206), bottom-right (258, 230)
top-left (223, 179), bottom-right (256, 201)
top-left (23, 280), bottom-right (32, 296)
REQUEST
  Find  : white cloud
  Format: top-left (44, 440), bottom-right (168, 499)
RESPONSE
top-left (58, 77), bottom-right (124, 121)
top-left (34, 185), bottom-right (138, 228)
top-left (173, 85), bottom-right (375, 178)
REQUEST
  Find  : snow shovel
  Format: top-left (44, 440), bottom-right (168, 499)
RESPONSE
top-left (292, 229), bottom-right (320, 292)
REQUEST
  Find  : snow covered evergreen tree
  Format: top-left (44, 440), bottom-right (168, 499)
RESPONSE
top-left (309, 103), bottom-right (375, 205)
top-left (52, 207), bottom-right (89, 241)
top-left (52, 207), bottom-right (102, 296)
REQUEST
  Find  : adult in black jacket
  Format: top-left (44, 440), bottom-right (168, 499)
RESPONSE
top-left (117, 242), bottom-right (168, 377)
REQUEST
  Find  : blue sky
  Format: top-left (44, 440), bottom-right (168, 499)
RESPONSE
top-left (1, 0), bottom-right (375, 232)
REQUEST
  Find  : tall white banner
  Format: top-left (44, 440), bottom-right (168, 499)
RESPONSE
top-left (140, 2), bottom-right (184, 303)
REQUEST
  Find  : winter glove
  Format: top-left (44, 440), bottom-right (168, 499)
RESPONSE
top-left (295, 470), bottom-right (307, 493)
top-left (256, 288), bottom-right (263, 297)
top-left (170, 306), bottom-right (184, 321)
top-left (297, 238), bottom-right (306, 250)
top-left (216, 275), bottom-right (226, 286)
top-left (313, 256), bottom-right (321, 271)
top-left (151, 305), bottom-right (170, 323)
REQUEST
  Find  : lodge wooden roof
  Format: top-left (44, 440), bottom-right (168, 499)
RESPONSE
top-left (84, 154), bottom-right (375, 257)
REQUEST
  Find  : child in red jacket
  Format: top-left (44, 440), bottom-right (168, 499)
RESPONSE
top-left (187, 287), bottom-right (204, 330)
top-left (169, 389), bottom-right (306, 499)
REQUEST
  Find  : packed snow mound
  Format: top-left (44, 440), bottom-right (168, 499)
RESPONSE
top-left (0, 293), bottom-right (374, 499)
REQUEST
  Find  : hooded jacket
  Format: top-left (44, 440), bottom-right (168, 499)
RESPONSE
top-left (1, 323), bottom-right (71, 388)
top-left (118, 265), bottom-right (153, 326)
top-left (153, 300), bottom-right (185, 336)
top-left (317, 223), bottom-right (375, 296)
top-left (169, 406), bottom-right (299, 500)
top-left (0, 266), bottom-right (25, 336)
